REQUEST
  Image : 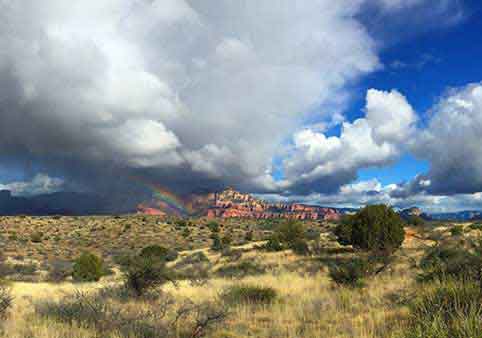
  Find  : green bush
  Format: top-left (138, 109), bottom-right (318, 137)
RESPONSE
top-left (122, 256), bottom-right (173, 297)
top-left (139, 245), bottom-right (178, 262)
top-left (244, 230), bottom-right (254, 242)
top-left (264, 236), bottom-right (283, 252)
top-left (335, 204), bottom-right (405, 252)
top-left (276, 220), bottom-right (305, 246)
top-left (305, 228), bottom-right (321, 241)
top-left (401, 280), bottom-right (482, 338)
top-left (210, 234), bottom-right (223, 251)
top-left (215, 261), bottom-right (265, 278)
top-left (263, 220), bottom-right (308, 253)
top-left (72, 252), bottom-right (104, 282)
top-left (182, 227), bottom-right (191, 238)
top-left (222, 285), bottom-right (277, 305)
top-left (221, 234), bottom-right (232, 247)
top-left (328, 258), bottom-right (371, 288)
top-left (30, 231), bottom-right (43, 243)
top-left (469, 222), bottom-right (482, 231)
top-left (450, 225), bottom-right (464, 236)
top-left (12, 263), bottom-right (37, 276)
top-left (418, 245), bottom-right (482, 283)
top-left (175, 219), bottom-right (187, 227)
top-left (290, 239), bottom-right (310, 256)
top-left (208, 221), bottom-right (220, 233)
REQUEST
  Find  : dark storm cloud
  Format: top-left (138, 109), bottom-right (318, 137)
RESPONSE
top-left (0, 0), bottom-right (382, 197)
top-left (0, 0), bottom-right (465, 203)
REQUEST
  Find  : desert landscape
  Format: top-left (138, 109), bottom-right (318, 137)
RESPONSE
top-left (1, 1), bottom-right (482, 337)
top-left (1, 207), bottom-right (481, 337)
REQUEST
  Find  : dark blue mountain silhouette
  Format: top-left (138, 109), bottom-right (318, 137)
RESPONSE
top-left (0, 190), bottom-right (135, 215)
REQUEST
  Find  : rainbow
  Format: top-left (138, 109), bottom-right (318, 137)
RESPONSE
top-left (130, 176), bottom-right (191, 216)
top-left (151, 185), bottom-right (190, 216)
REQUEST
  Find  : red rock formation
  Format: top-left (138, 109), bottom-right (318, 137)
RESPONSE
top-left (201, 189), bottom-right (342, 220)
top-left (137, 206), bottom-right (166, 216)
top-left (138, 187), bottom-right (342, 221)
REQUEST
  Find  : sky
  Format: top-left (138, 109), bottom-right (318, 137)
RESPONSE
top-left (1, 0), bottom-right (482, 213)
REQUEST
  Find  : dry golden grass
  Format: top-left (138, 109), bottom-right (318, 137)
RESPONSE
top-left (1, 268), bottom-right (413, 338)
top-left (0, 218), bottom-right (471, 338)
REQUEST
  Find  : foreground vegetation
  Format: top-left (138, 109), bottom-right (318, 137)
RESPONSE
top-left (0, 208), bottom-right (481, 337)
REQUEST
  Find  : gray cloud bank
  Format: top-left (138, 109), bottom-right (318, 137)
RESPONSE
top-left (0, 0), bottom-right (381, 195)
top-left (0, 0), bottom-right (478, 212)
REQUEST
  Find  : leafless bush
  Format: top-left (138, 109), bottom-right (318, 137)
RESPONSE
top-left (173, 299), bottom-right (229, 338)
top-left (35, 287), bottom-right (229, 338)
top-left (0, 284), bottom-right (12, 320)
top-left (46, 260), bottom-right (72, 283)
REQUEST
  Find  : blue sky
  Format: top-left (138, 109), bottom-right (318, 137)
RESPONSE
top-left (334, 3), bottom-right (482, 188)
top-left (1, 1), bottom-right (482, 212)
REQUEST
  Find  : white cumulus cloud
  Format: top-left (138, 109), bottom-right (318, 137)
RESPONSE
top-left (281, 89), bottom-right (416, 194)
top-left (0, 174), bottom-right (64, 196)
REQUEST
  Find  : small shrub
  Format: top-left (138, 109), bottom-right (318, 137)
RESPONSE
top-left (72, 252), bottom-right (104, 282)
top-left (221, 248), bottom-right (242, 261)
top-left (328, 258), bottom-right (371, 288)
top-left (264, 236), bottom-right (283, 252)
top-left (12, 263), bottom-right (37, 276)
top-left (290, 239), bottom-right (310, 256)
top-left (35, 291), bottom-right (110, 328)
top-left (305, 228), bottom-right (321, 241)
top-left (335, 204), bottom-right (405, 252)
top-left (182, 227), bottom-right (191, 238)
top-left (122, 256), bottom-right (173, 297)
top-left (0, 263), bottom-right (12, 279)
top-left (175, 219), bottom-right (187, 227)
top-left (276, 220), bottom-right (305, 246)
top-left (208, 221), bottom-right (220, 233)
top-left (244, 230), bottom-right (254, 242)
top-left (174, 252), bottom-right (209, 268)
top-left (47, 260), bottom-right (72, 283)
top-left (140, 245), bottom-right (178, 262)
top-left (112, 253), bottom-right (133, 267)
top-left (469, 222), bottom-right (482, 231)
top-left (221, 234), bottom-right (232, 247)
top-left (215, 261), bottom-right (265, 278)
top-left (450, 225), bottom-right (464, 236)
top-left (418, 245), bottom-right (482, 282)
top-left (30, 231), bottom-right (43, 243)
top-left (211, 234), bottom-right (223, 251)
top-left (222, 285), bottom-right (277, 305)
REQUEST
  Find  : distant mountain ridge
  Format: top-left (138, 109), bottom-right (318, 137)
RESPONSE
top-left (428, 210), bottom-right (482, 221)
top-left (399, 207), bottom-right (431, 221)
top-left (0, 190), bottom-right (134, 215)
top-left (3, 187), bottom-right (481, 221)
top-left (399, 206), bottom-right (482, 221)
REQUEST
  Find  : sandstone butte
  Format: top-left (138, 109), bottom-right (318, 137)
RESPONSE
top-left (138, 187), bottom-right (341, 221)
